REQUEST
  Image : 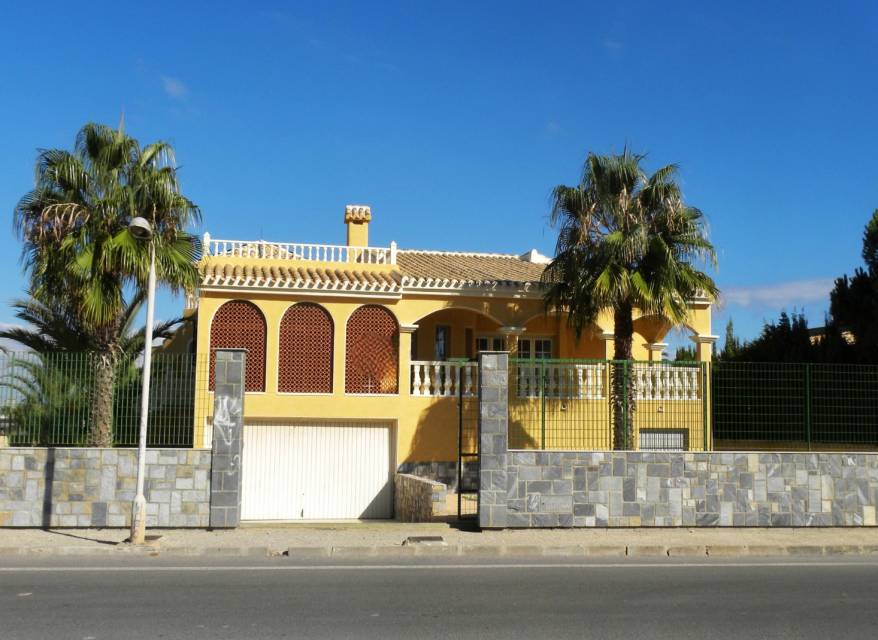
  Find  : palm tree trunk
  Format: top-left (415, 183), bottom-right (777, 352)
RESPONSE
top-left (89, 351), bottom-right (118, 447)
top-left (612, 303), bottom-right (635, 450)
top-left (88, 320), bottom-right (121, 448)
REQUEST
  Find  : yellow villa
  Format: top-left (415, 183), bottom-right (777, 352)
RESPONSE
top-left (175, 205), bottom-right (715, 520)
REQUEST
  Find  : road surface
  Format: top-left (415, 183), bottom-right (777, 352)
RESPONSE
top-left (2, 555), bottom-right (877, 639)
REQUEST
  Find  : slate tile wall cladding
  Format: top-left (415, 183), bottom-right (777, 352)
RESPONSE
top-left (501, 451), bottom-right (878, 527)
top-left (209, 349), bottom-right (246, 528)
top-left (478, 355), bottom-right (878, 528)
top-left (0, 448), bottom-right (211, 527)
top-left (478, 352), bottom-right (509, 529)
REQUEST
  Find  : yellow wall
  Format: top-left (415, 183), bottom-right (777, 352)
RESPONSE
top-left (192, 281), bottom-right (714, 459)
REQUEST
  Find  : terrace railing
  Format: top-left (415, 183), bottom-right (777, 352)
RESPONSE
top-left (203, 234), bottom-right (397, 265)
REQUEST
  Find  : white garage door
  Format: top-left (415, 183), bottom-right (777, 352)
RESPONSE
top-left (241, 422), bottom-right (393, 521)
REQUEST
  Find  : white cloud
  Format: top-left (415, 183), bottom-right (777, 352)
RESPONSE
top-left (603, 39), bottom-right (623, 52)
top-left (161, 75), bottom-right (188, 100)
top-left (720, 278), bottom-right (835, 309)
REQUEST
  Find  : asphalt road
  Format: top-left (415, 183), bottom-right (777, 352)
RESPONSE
top-left (2, 555), bottom-right (878, 639)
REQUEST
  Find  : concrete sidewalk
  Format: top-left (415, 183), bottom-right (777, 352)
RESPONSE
top-left (2, 523), bottom-right (878, 558)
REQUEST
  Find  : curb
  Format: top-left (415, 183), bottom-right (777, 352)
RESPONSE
top-left (3, 543), bottom-right (878, 559)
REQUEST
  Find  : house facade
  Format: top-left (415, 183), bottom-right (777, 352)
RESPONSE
top-left (181, 205), bottom-right (715, 521)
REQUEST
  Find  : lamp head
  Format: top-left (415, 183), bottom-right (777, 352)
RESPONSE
top-left (129, 217), bottom-right (153, 240)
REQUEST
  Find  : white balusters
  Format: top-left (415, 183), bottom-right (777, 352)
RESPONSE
top-left (411, 363), bottom-right (422, 395)
top-left (631, 365), bottom-right (699, 401)
top-left (203, 238), bottom-right (396, 264)
top-left (410, 361), bottom-right (477, 397)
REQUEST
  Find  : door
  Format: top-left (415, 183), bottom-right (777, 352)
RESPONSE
top-left (241, 421), bottom-right (393, 520)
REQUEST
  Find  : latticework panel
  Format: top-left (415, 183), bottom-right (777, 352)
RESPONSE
top-left (278, 303), bottom-right (333, 393)
top-left (209, 300), bottom-right (267, 392)
top-left (345, 305), bottom-right (399, 394)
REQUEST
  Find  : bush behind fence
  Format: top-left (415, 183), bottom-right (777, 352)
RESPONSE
top-left (0, 352), bottom-right (209, 447)
top-left (711, 361), bottom-right (878, 449)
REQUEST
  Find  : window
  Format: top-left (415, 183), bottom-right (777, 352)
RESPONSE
top-left (345, 305), bottom-right (399, 394)
top-left (476, 335), bottom-right (505, 352)
top-left (209, 300), bottom-right (266, 392)
top-left (518, 337), bottom-right (552, 359)
top-left (535, 338), bottom-right (553, 359)
top-left (278, 303), bottom-right (333, 393)
top-left (435, 326), bottom-right (450, 360)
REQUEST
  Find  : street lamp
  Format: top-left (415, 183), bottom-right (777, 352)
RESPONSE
top-left (129, 216), bottom-right (155, 545)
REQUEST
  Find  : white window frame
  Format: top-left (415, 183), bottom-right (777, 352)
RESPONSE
top-left (518, 336), bottom-right (553, 360)
top-left (475, 335), bottom-right (505, 353)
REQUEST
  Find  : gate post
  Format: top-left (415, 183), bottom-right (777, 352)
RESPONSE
top-left (478, 351), bottom-right (509, 529)
top-left (209, 349), bottom-right (247, 528)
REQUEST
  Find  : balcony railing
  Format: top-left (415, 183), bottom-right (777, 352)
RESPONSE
top-left (515, 363), bottom-right (607, 399)
top-left (411, 361), bottom-right (478, 397)
top-left (632, 364), bottom-right (700, 401)
top-left (202, 234), bottom-right (397, 265)
top-left (512, 362), bottom-right (701, 401)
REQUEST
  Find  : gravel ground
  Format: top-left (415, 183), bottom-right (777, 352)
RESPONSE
top-left (2, 524), bottom-right (878, 552)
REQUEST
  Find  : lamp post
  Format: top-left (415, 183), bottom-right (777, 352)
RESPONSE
top-left (129, 216), bottom-right (155, 545)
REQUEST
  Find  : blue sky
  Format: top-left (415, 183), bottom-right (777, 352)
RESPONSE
top-left (1, 1), bottom-right (876, 350)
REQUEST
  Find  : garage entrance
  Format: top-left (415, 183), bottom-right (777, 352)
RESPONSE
top-left (240, 421), bottom-right (393, 520)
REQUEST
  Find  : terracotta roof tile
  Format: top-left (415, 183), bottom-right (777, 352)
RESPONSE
top-left (396, 250), bottom-right (546, 286)
top-left (202, 262), bottom-right (402, 292)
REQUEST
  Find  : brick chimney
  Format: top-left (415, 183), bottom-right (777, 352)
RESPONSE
top-left (344, 205), bottom-right (371, 247)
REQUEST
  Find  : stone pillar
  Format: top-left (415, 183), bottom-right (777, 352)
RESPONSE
top-left (644, 342), bottom-right (668, 362)
top-left (478, 351), bottom-right (508, 529)
top-left (209, 349), bottom-right (246, 528)
top-left (398, 323), bottom-right (418, 397)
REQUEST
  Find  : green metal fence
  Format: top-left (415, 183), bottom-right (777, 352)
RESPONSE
top-left (0, 352), bottom-right (209, 447)
top-left (711, 362), bottom-right (878, 450)
top-left (508, 359), bottom-right (707, 451)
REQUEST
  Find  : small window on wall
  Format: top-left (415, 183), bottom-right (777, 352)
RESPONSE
top-left (518, 337), bottom-right (552, 359)
top-left (476, 335), bottom-right (504, 352)
top-left (435, 326), bottom-right (450, 361)
top-left (535, 338), bottom-right (552, 359)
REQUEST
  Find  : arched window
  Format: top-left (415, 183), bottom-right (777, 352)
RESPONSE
top-left (345, 305), bottom-right (399, 394)
top-left (209, 300), bottom-right (266, 392)
top-left (278, 303), bottom-right (334, 393)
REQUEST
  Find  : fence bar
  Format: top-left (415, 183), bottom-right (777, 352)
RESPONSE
top-left (804, 363), bottom-right (812, 452)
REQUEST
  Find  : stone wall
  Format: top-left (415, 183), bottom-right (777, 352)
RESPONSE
top-left (396, 461), bottom-right (478, 492)
top-left (494, 451), bottom-right (878, 528)
top-left (0, 448), bottom-right (211, 528)
top-left (394, 473), bottom-right (449, 522)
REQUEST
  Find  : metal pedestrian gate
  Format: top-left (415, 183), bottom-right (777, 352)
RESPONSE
top-left (457, 367), bottom-right (479, 519)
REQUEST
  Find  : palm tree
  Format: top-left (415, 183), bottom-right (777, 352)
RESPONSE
top-left (0, 293), bottom-right (186, 355)
top-left (13, 122), bottom-right (200, 446)
top-left (543, 148), bottom-right (718, 449)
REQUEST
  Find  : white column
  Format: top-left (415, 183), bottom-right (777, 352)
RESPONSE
top-left (399, 323), bottom-right (418, 397)
top-left (644, 342), bottom-right (668, 362)
top-left (498, 326), bottom-right (525, 354)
